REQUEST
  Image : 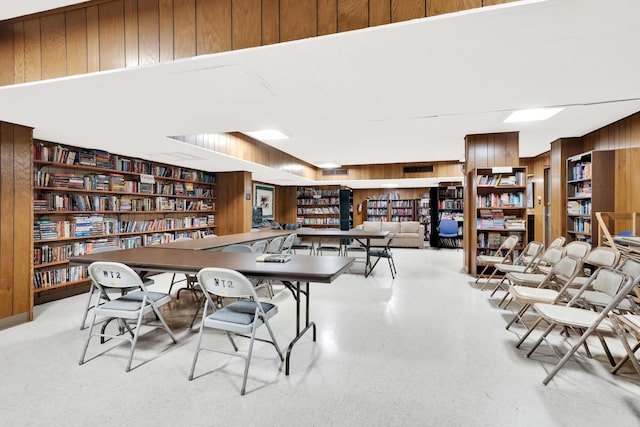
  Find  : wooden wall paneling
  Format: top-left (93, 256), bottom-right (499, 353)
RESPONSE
top-left (338, 0), bottom-right (369, 32)
top-left (138, 0), bottom-right (161, 65)
top-left (12, 125), bottom-right (33, 317)
top-left (12, 23), bottom-right (24, 85)
top-left (548, 137), bottom-right (583, 243)
top-left (232, 0), bottom-right (261, 50)
top-left (261, 0), bottom-right (280, 45)
top-left (483, 0), bottom-right (518, 6)
top-left (370, 0), bottom-right (391, 26)
top-left (40, 14), bottom-right (67, 80)
top-left (87, 6), bottom-right (101, 72)
top-left (391, 0), bottom-right (425, 22)
top-left (23, 19), bottom-right (42, 83)
top-left (217, 171), bottom-right (251, 234)
top-left (0, 24), bottom-right (16, 86)
top-left (124, 0), bottom-right (140, 67)
top-left (65, 9), bottom-right (89, 76)
top-left (275, 185), bottom-right (297, 224)
top-left (318, 0), bottom-right (338, 36)
top-left (195, 0), bottom-right (232, 55)
top-left (427, 0), bottom-right (481, 16)
top-left (174, 0), bottom-right (197, 58)
top-left (280, 0), bottom-right (317, 42)
top-left (159, 0), bottom-right (174, 61)
top-left (99, 1), bottom-right (126, 71)
top-left (0, 123), bottom-right (15, 319)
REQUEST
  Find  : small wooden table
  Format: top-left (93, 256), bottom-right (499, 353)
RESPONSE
top-left (295, 229), bottom-right (389, 277)
top-left (71, 247), bottom-right (354, 374)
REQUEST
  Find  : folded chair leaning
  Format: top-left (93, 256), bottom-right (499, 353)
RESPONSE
top-left (515, 267), bottom-right (636, 385)
top-left (483, 240), bottom-right (545, 295)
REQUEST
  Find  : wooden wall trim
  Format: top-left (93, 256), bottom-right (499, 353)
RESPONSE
top-left (0, 0), bottom-right (519, 86)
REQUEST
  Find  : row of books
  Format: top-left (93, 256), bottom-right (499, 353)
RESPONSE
top-left (440, 212), bottom-right (464, 221)
top-left (34, 215), bottom-right (214, 240)
top-left (391, 208), bottom-right (413, 215)
top-left (390, 216), bottom-right (416, 222)
top-left (477, 232), bottom-right (522, 248)
top-left (297, 188), bottom-right (340, 198)
top-left (572, 182), bottom-right (592, 197)
top-left (476, 192), bottom-right (525, 208)
top-left (34, 195), bottom-right (216, 212)
top-left (390, 201), bottom-right (414, 208)
top-left (34, 266), bottom-right (87, 289)
top-left (567, 200), bottom-right (591, 215)
top-left (367, 200), bottom-right (388, 208)
top-left (570, 217), bottom-right (592, 234)
top-left (297, 217), bottom-right (341, 225)
top-left (476, 172), bottom-right (526, 187)
top-left (440, 200), bottom-right (463, 210)
top-left (297, 207), bottom-right (340, 214)
top-left (297, 197), bottom-right (340, 206)
top-left (367, 209), bottom-right (388, 216)
top-left (35, 171), bottom-right (215, 195)
top-left (439, 237), bottom-right (463, 248)
top-left (569, 162), bottom-right (592, 181)
top-left (34, 143), bottom-right (217, 183)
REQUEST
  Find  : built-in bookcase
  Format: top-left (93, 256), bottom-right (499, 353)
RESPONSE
top-left (32, 140), bottom-right (217, 300)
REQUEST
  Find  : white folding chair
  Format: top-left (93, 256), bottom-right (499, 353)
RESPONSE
top-left (266, 236), bottom-right (285, 254)
top-left (280, 233), bottom-right (297, 255)
top-left (251, 240), bottom-right (268, 254)
top-left (189, 268), bottom-right (283, 395)
top-left (80, 261), bottom-right (177, 372)
top-left (516, 267), bottom-right (635, 385)
top-left (483, 240), bottom-right (544, 294)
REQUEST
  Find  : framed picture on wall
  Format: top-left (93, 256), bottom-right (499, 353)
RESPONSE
top-left (254, 184), bottom-right (275, 218)
top-left (527, 181), bottom-right (534, 208)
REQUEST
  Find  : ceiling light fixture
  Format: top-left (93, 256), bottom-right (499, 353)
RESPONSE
top-left (315, 161), bottom-right (341, 169)
top-left (382, 183), bottom-right (398, 188)
top-left (244, 129), bottom-right (289, 141)
top-left (504, 107), bottom-right (564, 123)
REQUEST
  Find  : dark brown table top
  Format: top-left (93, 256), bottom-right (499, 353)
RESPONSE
top-left (70, 247), bottom-right (354, 283)
top-left (152, 230), bottom-right (293, 251)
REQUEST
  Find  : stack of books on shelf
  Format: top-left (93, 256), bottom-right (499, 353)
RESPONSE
top-left (94, 150), bottom-right (110, 168)
top-left (570, 162), bottom-right (592, 180)
top-left (575, 182), bottom-right (592, 197)
top-left (505, 218), bottom-right (526, 230)
top-left (78, 151), bottom-right (96, 166)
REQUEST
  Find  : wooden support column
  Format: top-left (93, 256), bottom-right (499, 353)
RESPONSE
top-left (0, 121), bottom-right (34, 325)
top-left (216, 171), bottom-right (252, 235)
top-left (549, 138), bottom-right (584, 243)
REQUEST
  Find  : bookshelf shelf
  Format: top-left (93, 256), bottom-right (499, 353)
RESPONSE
top-left (296, 187), bottom-right (352, 229)
top-left (565, 150), bottom-right (614, 245)
top-left (32, 140), bottom-right (217, 300)
top-left (430, 185), bottom-right (464, 248)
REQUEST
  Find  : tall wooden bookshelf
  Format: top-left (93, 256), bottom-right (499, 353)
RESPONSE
top-left (366, 196), bottom-right (416, 223)
top-left (32, 140), bottom-right (217, 303)
top-left (466, 166), bottom-right (528, 276)
top-left (296, 186), bottom-right (352, 229)
top-left (566, 150), bottom-right (614, 245)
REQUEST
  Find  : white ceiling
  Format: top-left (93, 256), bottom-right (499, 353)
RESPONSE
top-left (2, 0), bottom-right (640, 188)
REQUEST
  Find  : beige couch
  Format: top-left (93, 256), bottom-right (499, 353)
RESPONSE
top-left (356, 221), bottom-right (424, 249)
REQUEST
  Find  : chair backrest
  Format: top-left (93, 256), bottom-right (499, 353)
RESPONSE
top-left (266, 236), bottom-right (285, 254)
top-left (439, 220), bottom-right (458, 235)
top-left (551, 255), bottom-right (582, 281)
top-left (90, 245), bottom-right (121, 254)
top-left (251, 240), bottom-right (268, 254)
top-left (281, 234), bottom-right (297, 254)
top-left (384, 232), bottom-right (397, 250)
top-left (548, 236), bottom-right (566, 248)
top-left (539, 246), bottom-right (566, 266)
top-left (196, 267), bottom-right (258, 300)
top-left (565, 241), bottom-right (591, 260)
top-left (618, 258), bottom-right (640, 281)
top-left (502, 235), bottom-right (519, 251)
top-left (590, 267), bottom-right (631, 298)
top-left (567, 267), bottom-right (633, 306)
top-left (582, 246), bottom-right (620, 269)
top-left (516, 241), bottom-right (544, 265)
top-left (222, 244), bottom-right (254, 253)
top-left (88, 261), bottom-right (143, 290)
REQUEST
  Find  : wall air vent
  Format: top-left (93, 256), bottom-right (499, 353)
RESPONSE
top-left (403, 165), bottom-right (434, 173)
top-left (322, 168), bottom-right (349, 176)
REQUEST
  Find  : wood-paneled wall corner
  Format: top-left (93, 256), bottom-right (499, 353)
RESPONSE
top-left (549, 137), bottom-right (584, 243)
top-left (0, 121), bottom-right (34, 325)
top-left (216, 171), bottom-right (252, 235)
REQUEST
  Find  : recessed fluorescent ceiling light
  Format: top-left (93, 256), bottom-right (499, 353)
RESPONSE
top-left (503, 107), bottom-right (564, 123)
top-left (244, 129), bottom-right (289, 141)
top-left (382, 183), bottom-right (398, 188)
top-left (315, 162), bottom-right (341, 169)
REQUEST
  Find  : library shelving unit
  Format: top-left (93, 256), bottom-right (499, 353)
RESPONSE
top-left (32, 141), bottom-right (217, 301)
top-left (417, 194), bottom-right (430, 241)
top-left (430, 185), bottom-right (464, 248)
top-left (365, 198), bottom-right (389, 222)
top-left (466, 166), bottom-right (528, 276)
top-left (566, 150), bottom-right (614, 245)
top-left (296, 187), bottom-right (352, 229)
top-left (389, 199), bottom-right (415, 222)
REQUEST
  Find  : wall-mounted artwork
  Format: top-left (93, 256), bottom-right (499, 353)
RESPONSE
top-left (254, 184), bottom-right (275, 218)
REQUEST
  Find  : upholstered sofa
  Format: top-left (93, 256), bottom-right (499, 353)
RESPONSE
top-left (355, 221), bottom-right (424, 249)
